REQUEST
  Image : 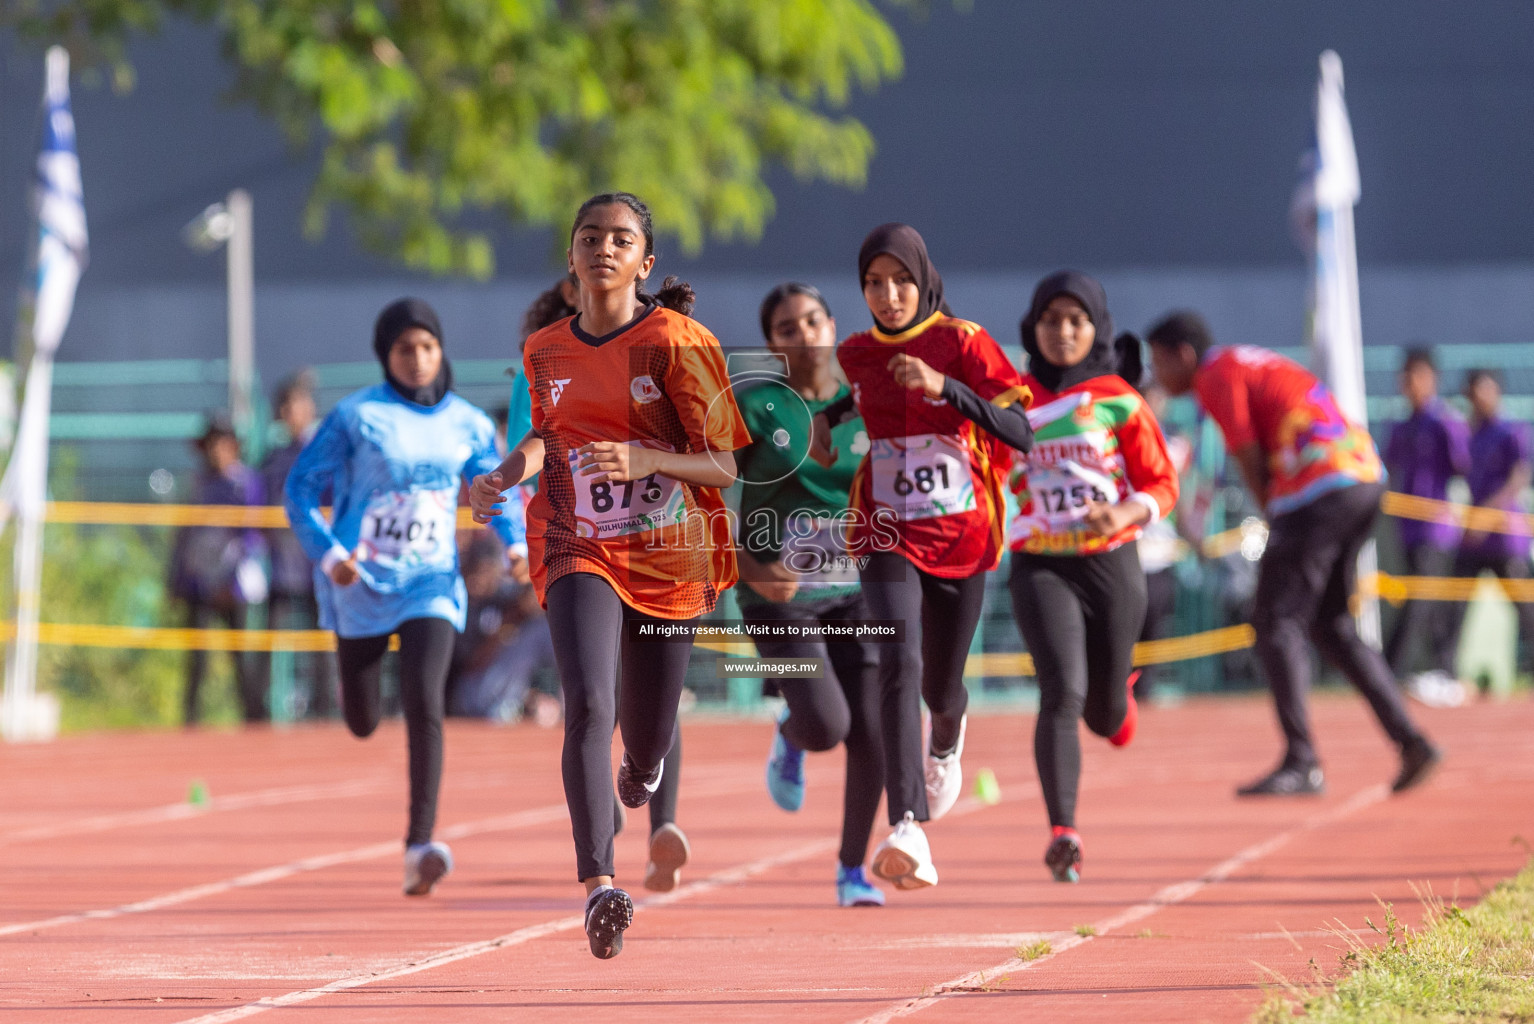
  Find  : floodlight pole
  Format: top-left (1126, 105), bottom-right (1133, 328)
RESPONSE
top-left (225, 189), bottom-right (255, 435)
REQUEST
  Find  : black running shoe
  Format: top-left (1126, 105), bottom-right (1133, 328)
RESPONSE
top-left (1392, 737), bottom-right (1441, 793)
top-left (616, 754), bottom-right (663, 809)
top-left (1236, 762), bottom-right (1325, 796)
top-left (584, 886), bottom-right (634, 960)
top-left (1044, 828), bottom-right (1082, 884)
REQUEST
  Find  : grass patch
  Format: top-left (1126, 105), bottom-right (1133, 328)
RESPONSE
top-left (1074, 924), bottom-right (1098, 937)
top-left (1016, 939), bottom-right (1052, 962)
top-left (1253, 854), bottom-right (1534, 1022)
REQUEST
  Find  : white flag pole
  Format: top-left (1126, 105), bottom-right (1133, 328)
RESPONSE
top-left (2, 46), bottom-right (88, 743)
top-left (1302, 50), bottom-right (1382, 647)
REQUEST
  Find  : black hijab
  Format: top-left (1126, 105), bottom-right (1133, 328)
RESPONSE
top-left (857, 223), bottom-right (950, 333)
top-left (373, 297), bottom-right (453, 406)
top-left (1019, 270), bottom-right (1143, 392)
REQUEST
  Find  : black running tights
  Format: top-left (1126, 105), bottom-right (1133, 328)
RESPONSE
top-left (858, 552), bottom-right (987, 825)
top-left (742, 592), bottom-right (884, 867)
top-left (1010, 545), bottom-right (1146, 830)
top-left (547, 573), bottom-right (694, 881)
top-left (337, 616), bottom-right (457, 848)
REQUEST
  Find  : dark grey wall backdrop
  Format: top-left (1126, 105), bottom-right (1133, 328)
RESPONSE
top-left (2, 1), bottom-right (1532, 386)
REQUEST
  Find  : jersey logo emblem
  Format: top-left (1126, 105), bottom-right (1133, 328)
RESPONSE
top-left (630, 375), bottom-right (662, 404)
top-left (548, 378), bottom-right (572, 406)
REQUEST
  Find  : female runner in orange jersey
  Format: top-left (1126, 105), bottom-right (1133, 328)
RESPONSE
top-left (471, 193), bottom-right (750, 959)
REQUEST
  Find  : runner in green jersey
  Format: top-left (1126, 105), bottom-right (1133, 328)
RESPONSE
top-left (736, 283), bottom-right (887, 908)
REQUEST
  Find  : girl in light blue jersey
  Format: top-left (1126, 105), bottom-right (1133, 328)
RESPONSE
top-left (285, 297), bottom-right (527, 897)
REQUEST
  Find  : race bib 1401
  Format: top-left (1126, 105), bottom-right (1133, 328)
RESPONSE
top-left (868, 432), bottom-right (976, 521)
top-left (358, 488), bottom-right (456, 569)
top-left (568, 441), bottom-right (687, 539)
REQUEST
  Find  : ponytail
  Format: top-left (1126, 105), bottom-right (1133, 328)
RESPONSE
top-left (645, 274), bottom-right (696, 317)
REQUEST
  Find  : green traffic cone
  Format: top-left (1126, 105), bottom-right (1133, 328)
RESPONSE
top-left (188, 779), bottom-right (210, 806)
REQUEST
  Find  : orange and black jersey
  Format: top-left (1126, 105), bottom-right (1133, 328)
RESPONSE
top-left (837, 310), bottom-right (1030, 578)
top-left (523, 303), bottom-right (751, 620)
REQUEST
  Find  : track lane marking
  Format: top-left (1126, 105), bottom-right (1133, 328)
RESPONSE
top-left (168, 791), bottom-right (1013, 1022)
top-left (0, 777), bottom-right (392, 847)
top-left (848, 783), bottom-right (1391, 1024)
top-left (0, 775), bottom-right (756, 939)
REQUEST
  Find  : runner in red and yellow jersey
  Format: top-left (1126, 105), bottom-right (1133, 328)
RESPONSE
top-left (1007, 271), bottom-right (1179, 885)
top-left (810, 223), bottom-right (1033, 891)
top-left (470, 192), bottom-right (749, 960)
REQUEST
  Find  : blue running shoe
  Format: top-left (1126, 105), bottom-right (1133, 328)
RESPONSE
top-left (766, 708), bottom-right (806, 812)
top-left (837, 864), bottom-right (885, 907)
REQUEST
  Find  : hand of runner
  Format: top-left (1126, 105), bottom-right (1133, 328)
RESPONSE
top-left (807, 412), bottom-right (838, 468)
top-left (740, 552), bottom-right (800, 604)
top-left (329, 553), bottom-right (361, 587)
top-left (506, 547), bottom-right (531, 585)
top-left (1083, 500), bottom-right (1143, 537)
top-left (886, 353), bottom-right (946, 399)
top-left (469, 471), bottom-right (506, 523)
top-left (576, 441), bottom-right (656, 483)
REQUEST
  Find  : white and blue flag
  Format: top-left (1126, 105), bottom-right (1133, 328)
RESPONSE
top-left (2, 46), bottom-right (87, 742)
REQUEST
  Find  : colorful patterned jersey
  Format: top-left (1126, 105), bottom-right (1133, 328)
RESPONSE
top-left (522, 304), bottom-right (751, 620)
top-left (837, 310), bottom-right (1028, 578)
top-left (1193, 345), bottom-right (1383, 517)
top-left (1008, 374), bottom-right (1180, 556)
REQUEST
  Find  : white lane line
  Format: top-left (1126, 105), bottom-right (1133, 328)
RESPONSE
top-left (0, 775), bottom-right (759, 939)
top-left (174, 838), bottom-right (842, 1024)
top-left (170, 788), bottom-right (1017, 1023)
top-left (1, 777), bottom-right (390, 847)
top-left (849, 783), bottom-right (1390, 1024)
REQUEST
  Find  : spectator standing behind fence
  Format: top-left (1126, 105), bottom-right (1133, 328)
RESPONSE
top-left (260, 371), bottom-right (339, 718)
top-left (1443, 369), bottom-right (1534, 694)
top-left (1382, 348), bottom-right (1472, 708)
top-left (170, 414), bottom-right (269, 725)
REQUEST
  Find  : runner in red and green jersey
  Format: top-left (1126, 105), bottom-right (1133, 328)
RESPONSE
top-left (1007, 271), bottom-right (1179, 885)
top-left (810, 223), bottom-right (1033, 892)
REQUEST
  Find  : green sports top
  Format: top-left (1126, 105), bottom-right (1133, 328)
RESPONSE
top-left (734, 380), bottom-right (867, 606)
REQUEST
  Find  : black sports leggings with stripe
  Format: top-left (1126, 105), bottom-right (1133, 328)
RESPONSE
top-left (547, 573), bottom-right (692, 882)
top-left (858, 552), bottom-right (987, 824)
top-left (337, 616), bottom-right (457, 848)
top-left (1009, 544), bottom-right (1145, 830)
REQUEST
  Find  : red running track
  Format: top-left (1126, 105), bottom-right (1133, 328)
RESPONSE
top-left (2, 693), bottom-right (1531, 1023)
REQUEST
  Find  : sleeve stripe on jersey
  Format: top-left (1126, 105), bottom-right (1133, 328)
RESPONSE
top-left (990, 384), bottom-right (1033, 410)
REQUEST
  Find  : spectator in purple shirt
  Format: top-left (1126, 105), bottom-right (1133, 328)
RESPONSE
top-left (1444, 368), bottom-right (1534, 687)
top-left (1382, 348), bottom-right (1470, 689)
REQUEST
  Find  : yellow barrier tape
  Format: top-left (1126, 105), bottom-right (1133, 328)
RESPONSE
top-left (1363, 572), bottom-right (1534, 604)
top-left (0, 622), bottom-right (399, 652)
top-left (43, 502), bottom-right (483, 531)
top-left (1379, 491), bottom-right (1533, 537)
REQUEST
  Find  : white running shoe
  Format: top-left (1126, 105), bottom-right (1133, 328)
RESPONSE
top-left (925, 714), bottom-right (966, 820)
top-left (1405, 670), bottom-right (1467, 709)
top-left (403, 840), bottom-right (453, 896)
top-left (870, 811), bottom-right (938, 890)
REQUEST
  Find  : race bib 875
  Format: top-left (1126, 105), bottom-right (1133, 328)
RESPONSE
top-left (568, 441), bottom-right (687, 538)
top-left (868, 432), bottom-right (976, 521)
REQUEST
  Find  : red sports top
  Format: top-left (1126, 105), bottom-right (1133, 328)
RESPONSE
top-left (1008, 374), bottom-right (1180, 556)
top-left (838, 310), bottom-right (1029, 578)
top-left (523, 305), bottom-right (752, 619)
top-left (1193, 345), bottom-right (1382, 517)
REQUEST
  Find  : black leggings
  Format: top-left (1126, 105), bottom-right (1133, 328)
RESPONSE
top-left (1010, 544), bottom-right (1146, 830)
top-left (547, 573), bottom-right (694, 881)
top-left (858, 552), bottom-right (987, 824)
top-left (337, 616), bottom-right (457, 847)
top-left (742, 592), bottom-right (884, 867)
top-left (1254, 482), bottom-right (1423, 767)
